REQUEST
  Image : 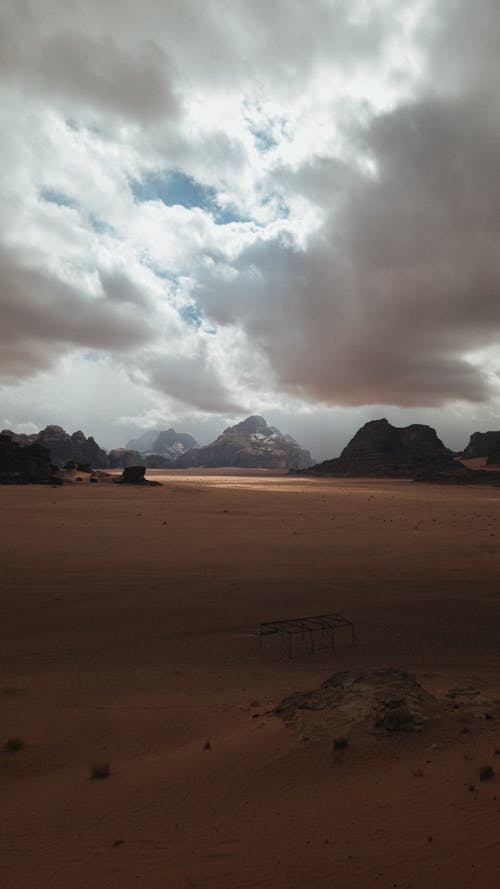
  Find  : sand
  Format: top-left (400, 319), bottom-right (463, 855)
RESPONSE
top-left (1, 472), bottom-right (500, 888)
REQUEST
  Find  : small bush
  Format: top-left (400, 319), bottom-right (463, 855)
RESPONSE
top-left (4, 737), bottom-right (24, 753)
top-left (90, 761), bottom-right (111, 779)
top-left (479, 764), bottom-right (494, 782)
top-left (333, 736), bottom-right (349, 750)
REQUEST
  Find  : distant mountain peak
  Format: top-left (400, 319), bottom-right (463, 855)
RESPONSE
top-left (176, 415), bottom-right (312, 470)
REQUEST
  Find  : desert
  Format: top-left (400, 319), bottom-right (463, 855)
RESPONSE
top-left (2, 471), bottom-right (500, 889)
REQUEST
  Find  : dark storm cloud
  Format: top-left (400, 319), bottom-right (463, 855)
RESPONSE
top-left (0, 246), bottom-right (155, 379)
top-left (198, 48), bottom-right (500, 406)
top-left (0, 3), bottom-right (177, 122)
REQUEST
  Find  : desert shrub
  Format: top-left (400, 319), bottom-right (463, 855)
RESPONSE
top-left (479, 764), bottom-right (495, 782)
top-left (4, 737), bottom-right (24, 752)
top-left (90, 761), bottom-right (111, 779)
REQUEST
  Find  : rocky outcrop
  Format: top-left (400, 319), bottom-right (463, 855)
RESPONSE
top-left (275, 669), bottom-right (439, 741)
top-left (108, 448), bottom-right (145, 469)
top-left (0, 433), bottom-right (58, 484)
top-left (115, 465), bottom-right (161, 486)
top-left (462, 431), bottom-right (500, 460)
top-left (307, 418), bottom-right (455, 478)
top-left (126, 428), bottom-right (197, 460)
top-left (175, 416), bottom-right (313, 470)
top-left (486, 445), bottom-right (500, 467)
top-left (2, 425), bottom-right (108, 468)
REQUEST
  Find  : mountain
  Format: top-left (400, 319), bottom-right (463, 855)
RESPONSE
top-left (462, 431), bottom-right (500, 460)
top-left (126, 428), bottom-right (198, 461)
top-left (175, 415), bottom-right (313, 469)
top-left (306, 418), bottom-right (456, 478)
top-left (1, 425), bottom-right (108, 468)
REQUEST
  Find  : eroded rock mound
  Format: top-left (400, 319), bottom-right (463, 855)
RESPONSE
top-left (176, 415), bottom-right (312, 470)
top-left (275, 669), bottom-right (439, 740)
top-left (307, 418), bottom-right (456, 478)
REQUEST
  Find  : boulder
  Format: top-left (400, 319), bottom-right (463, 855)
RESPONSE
top-left (121, 465), bottom-right (146, 484)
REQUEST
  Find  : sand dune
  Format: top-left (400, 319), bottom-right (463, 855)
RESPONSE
top-left (2, 473), bottom-right (500, 888)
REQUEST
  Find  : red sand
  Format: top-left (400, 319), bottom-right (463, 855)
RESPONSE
top-left (2, 473), bottom-right (500, 888)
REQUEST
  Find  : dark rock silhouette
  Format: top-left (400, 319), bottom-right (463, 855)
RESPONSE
top-left (0, 433), bottom-right (58, 484)
top-left (486, 445), bottom-right (500, 466)
top-left (462, 431), bottom-right (500, 461)
top-left (2, 425), bottom-right (108, 468)
top-left (122, 465), bottom-right (146, 483)
top-left (116, 465), bottom-right (161, 486)
top-left (307, 418), bottom-right (456, 478)
top-left (175, 415), bottom-right (312, 469)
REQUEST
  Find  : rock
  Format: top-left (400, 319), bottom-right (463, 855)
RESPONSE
top-left (144, 454), bottom-right (174, 469)
top-left (2, 425), bottom-right (108, 469)
top-left (306, 418), bottom-right (460, 478)
top-left (126, 428), bottom-right (197, 461)
top-left (108, 448), bottom-right (145, 469)
top-left (122, 465), bottom-right (147, 484)
top-left (117, 465), bottom-right (161, 486)
top-left (176, 416), bottom-right (312, 470)
top-left (462, 431), bottom-right (500, 460)
top-left (0, 433), bottom-right (58, 484)
top-left (275, 668), bottom-right (439, 741)
top-left (486, 443), bottom-right (500, 466)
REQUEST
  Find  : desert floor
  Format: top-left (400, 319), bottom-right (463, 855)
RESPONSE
top-left (2, 472), bottom-right (500, 889)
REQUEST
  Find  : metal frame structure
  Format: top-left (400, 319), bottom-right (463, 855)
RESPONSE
top-left (259, 612), bottom-right (356, 659)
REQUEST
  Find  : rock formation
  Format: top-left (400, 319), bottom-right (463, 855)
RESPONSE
top-left (126, 428), bottom-right (197, 462)
top-left (175, 415), bottom-right (313, 470)
top-left (0, 433), bottom-right (58, 484)
top-left (486, 444), bottom-right (500, 467)
top-left (306, 418), bottom-right (456, 478)
top-left (2, 425), bottom-right (108, 468)
top-left (462, 431), bottom-right (500, 461)
top-left (275, 669), bottom-right (439, 741)
top-left (108, 448), bottom-right (145, 469)
top-left (116, 465), bottom-right (161, 486)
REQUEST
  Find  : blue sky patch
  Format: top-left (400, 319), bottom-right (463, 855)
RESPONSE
top-left (41, 188), bottom-right (78, 209)
top-left (179, 303), bottom-right (203, 328)
top-left (132, 170), bottom-right (215, 210)
top-left (131, 170), bottom-right (251, 224)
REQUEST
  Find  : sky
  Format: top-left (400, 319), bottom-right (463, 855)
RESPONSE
top-left (1, 0), bottom-right (500, 461)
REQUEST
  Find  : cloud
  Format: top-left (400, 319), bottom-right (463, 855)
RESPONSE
top-left (0, 3), bottom-right (178, 123)
top-left (0, 244), bottom-right (159, 379)
top-left (2, 0), bottom-right (500, 450)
